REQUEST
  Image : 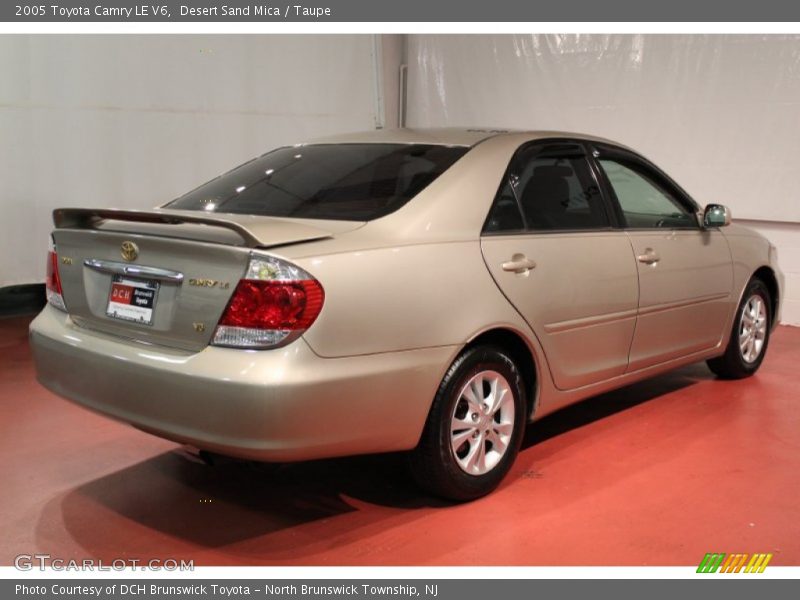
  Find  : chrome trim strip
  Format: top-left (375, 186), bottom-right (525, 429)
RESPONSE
top-left (83, 259), bottom-right (184, 282)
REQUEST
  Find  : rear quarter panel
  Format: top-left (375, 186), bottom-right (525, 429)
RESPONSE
top-left (293, 241), bottom-right (537, 358)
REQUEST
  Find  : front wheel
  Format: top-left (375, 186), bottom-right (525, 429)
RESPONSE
top-left (410, 345), bottom-right (527, 501)
top-left (707, 278), bottom-right (772, 379)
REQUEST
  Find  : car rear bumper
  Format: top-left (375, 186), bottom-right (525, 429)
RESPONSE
top-left (29, 306), bottom-right (454, 461)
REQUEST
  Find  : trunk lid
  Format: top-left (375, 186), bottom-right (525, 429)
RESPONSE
top-left (51, 208), bottom-right (355, 352)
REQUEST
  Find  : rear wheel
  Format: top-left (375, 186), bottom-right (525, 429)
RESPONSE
top-left (707, 278), bottom-right (772, 379)
top-left (410, 345), bottom-right (527, 501)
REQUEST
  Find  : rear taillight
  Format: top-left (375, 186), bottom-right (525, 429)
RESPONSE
top-left (212, 253), bottom-right (324, 349)
top-left (46, 235), bottom-right (66, 312)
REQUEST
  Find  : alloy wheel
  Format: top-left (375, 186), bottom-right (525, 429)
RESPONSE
top-left (450, 370), bottom-right (515, 476)
top-left (739, 294), bottom-right (768, 363)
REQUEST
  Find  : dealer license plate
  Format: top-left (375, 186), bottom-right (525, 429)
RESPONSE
top-left (106, 275), bottom-right (159, 326)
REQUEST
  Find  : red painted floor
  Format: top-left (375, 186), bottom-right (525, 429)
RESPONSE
top-left (1, 314), bottom-right (799, 566)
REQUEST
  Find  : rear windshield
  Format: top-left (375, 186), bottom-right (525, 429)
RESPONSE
top-left (166, 143), bottom-right (468, 221)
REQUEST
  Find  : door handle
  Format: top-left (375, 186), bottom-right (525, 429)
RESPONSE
top-left (502, 254), bottom-right (537, 274)
top-left (636, 249), bottom-right (661, 265)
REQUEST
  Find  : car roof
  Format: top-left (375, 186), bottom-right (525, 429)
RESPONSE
top-left (303, 127), bottom-right (630, 149)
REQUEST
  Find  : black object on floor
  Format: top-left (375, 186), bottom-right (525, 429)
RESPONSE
top-left (0, 284), bottom-right (45, 317)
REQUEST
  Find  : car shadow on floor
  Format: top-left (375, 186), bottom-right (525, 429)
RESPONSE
top-left (46, 363), bottom-right (713, 558)
top-left (521, 362), bottom-right (712, 451)
top-left (51, 448), bottom-right (439, 552)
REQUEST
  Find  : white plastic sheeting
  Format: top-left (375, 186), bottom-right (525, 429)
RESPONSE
top-left (408, 34), bottom-right (800, 223)
top-left (0, 35), bottom-right (377, 287)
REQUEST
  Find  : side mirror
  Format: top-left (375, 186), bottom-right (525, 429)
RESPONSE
top-left (703, 204), bottom-right (731, 228)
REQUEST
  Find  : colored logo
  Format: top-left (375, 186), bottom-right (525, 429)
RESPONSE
top-left (697, 553), bottom-right (772, 573)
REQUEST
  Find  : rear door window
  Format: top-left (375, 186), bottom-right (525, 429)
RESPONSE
top-left (484, 142), bottom-right (610, 233)
top-left (167, 143), bottom-right (468, 221)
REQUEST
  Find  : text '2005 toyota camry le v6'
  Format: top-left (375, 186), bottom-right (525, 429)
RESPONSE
top-left (30, 129), bottom-right (783, 500)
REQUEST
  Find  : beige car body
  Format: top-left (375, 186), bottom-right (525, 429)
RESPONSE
top-left (30, 128), bottom-right (784, 463)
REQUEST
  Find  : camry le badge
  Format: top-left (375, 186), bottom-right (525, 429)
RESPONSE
top-left (189, 278), bottom-right (230, 289)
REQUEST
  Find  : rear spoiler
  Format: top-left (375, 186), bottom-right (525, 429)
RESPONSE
top-left (52, 208), bottom-right (332, 249)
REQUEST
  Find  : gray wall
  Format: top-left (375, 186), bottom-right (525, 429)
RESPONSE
top-left (0, 35), bottom-right (377, 288)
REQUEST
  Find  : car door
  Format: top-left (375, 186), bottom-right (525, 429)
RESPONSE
top-left (591, 145), bottom-right (734, 371)
top-left (481, 141), bottom-right (639, 390)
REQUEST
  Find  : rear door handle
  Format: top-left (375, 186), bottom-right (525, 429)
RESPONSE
top-left (636, 249), bottom-right (661, 265)
top-left (502, 254), bottom-right (537, 274)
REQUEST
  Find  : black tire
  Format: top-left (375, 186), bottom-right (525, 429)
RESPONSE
top-left (409, 345), bottom-right (527, 501)
top-left (707, 278), bottom-right (772, 379)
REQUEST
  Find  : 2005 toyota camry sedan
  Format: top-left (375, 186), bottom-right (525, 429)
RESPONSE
top-left (30, 128), bottom-right (783, 500)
